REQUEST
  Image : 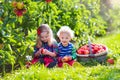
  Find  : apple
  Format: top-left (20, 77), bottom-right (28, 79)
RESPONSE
top-left (46, 0), bottom-right (52, 3)
top-left (84, 50), bottom-right (89, 54)
top-left (77, 49), bottom-right (82, 54)
top-left (12, 1), bottom-right (17, 7)
top-left (107, 58), bottom-right (114, 64)
top-left (41, 48), bottom-right (45, 54)
top-left (17, 2), bottom-right (24, 9)
top-left (16, 10), bottom-right (23, 17)
top-left (62, 56), bottom-right (69, 62)
top-left (77, 43), bottom-right (107, 55)
top-left (80, 49), bottom-right (85, 54)
top-left (77, 49), bottom-right (85, 54)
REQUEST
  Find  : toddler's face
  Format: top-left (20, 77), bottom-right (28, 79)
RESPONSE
top-left (59, 32), bottom-right (71, 47)
top-left (40, 31), bottom-right (50, 42)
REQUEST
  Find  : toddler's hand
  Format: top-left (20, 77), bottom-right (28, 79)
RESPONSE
top-left (67, 56), bottom-right (72, 61)
top-left (62, 56), bottom-right (69, 62)
top-left (62, 56), bottom-right (72, 62)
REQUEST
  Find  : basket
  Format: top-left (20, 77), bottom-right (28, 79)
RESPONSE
top-left (76, 39), bottom-right (108, 63)
top-left (77, 49), bottom-right (108, 63)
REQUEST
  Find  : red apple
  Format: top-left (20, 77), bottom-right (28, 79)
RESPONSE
top-left (84, 50), bottom-right (89, 54)
top-left (62, 56), bottom-right (69, 62)
top-left (77, 49), bottom-right (85, 54)
top-left (107, 58), bottom-right (114, 64)
top-left (46, 0), bottom-right (52, 3)
top-left (41, 48), bottom-right (46, 54)
top-left (12, 1), bottom-right (17, 7)
top-left (17, 2), bottom-right (24, 9)
top-left (77, 49), bottom-right (82, 54)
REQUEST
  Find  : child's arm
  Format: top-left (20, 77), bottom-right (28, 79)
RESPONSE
top-left (43, 49), bottom-right (56, 57)
top-left (71, 46), bottom-right (77, 60)
top-left (34, 49), bottom-right (41, 57)
top-left (63, 44), bottom-right (77, 61)
top-left (44, 41), bottom-right (58, 57)
top-left (34, 48), bottom-right (43, 57)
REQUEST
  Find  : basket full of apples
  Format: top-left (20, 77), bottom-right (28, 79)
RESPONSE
top-left (76, 39), bottom-right (108, 62)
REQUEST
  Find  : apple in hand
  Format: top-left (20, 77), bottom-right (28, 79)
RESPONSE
top-left (62, 56), bottom-right (69, 62)
top-left (107, 58), bottom-right (114, 64)
top-left (40, 48), bottom-right (46, 54)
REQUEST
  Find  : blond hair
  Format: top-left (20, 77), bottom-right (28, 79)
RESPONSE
top-left (36, 24), bottom-right (55, 48)
top-left (57, 26), bottom-right (74, 39)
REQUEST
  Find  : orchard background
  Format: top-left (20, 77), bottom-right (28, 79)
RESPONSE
top-left (0, 0), bottom-right (120, 79)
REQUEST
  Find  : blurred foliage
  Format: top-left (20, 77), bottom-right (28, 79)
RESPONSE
top-left (100, 0), bottom-right (120, 31)
top-left (108, 7), bottom-right (120, 30)
top-left (0, 0), bottom-right (108, 76)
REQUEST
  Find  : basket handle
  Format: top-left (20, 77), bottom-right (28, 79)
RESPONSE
top-left (88, 37), bottom-right (94, 57)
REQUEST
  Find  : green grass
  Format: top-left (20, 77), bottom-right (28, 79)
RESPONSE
top-left (94, 30), bottom-right (120, 59)
top-left (1, 31), bottom-right (120, 80)
top-left (1, 64), bottom-right (120, 80)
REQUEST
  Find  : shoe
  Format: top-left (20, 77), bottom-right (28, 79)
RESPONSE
top-left (63, 63), bottom-right (70, 68)
top-left (25, 62), bottom-right (31, 68)
top-left (72, 62), bottom-right (83, 67)
top-left (47, 62), bottom-right (57, 68)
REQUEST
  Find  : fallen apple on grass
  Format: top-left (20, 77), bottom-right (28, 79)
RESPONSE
top-left (107, 58), bottom-right (114, 64)
top-left (62, 56), bottom-right (69, 62)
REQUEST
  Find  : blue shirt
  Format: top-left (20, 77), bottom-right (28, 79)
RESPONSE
top-left (58, 42), bottom-right (76, 59)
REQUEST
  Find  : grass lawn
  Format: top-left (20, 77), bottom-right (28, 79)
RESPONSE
top-left (1, 30), bottom-right (120, 80)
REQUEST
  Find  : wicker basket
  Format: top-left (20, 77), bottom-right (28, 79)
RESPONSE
top-left (76, 45), bottom-right (108, 63)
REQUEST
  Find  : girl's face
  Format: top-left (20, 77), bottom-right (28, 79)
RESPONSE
top-left (40, 31), bottom-right (50, 42)
top-left (59, 32), bottom-right (71, 47)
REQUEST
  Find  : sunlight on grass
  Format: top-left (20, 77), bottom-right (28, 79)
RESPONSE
top-left (2, 64), bottom-right (120, 80)
top-left (111, 0), bottom-right (120, 7)
top-left (1, 30), bottom-right (120, 80)
top-left (94, 31), bottom-right (120, 58)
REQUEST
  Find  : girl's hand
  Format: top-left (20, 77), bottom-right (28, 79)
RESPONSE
top-left (37, 48), bottom-right (45, 55)
top-left (35, 49), bottom-right (42, 57)
top-left (43, 49), bottom-right (56, 57)
top-left (40, 48), bottom-right (46, 54)
top-left (42, 49), bottom-right (49, 55)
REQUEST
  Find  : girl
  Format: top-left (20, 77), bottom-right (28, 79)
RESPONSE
top-left (26, 24), bottom-right (58, 68)
top-left (57, 26), bottom-right (77, 67)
